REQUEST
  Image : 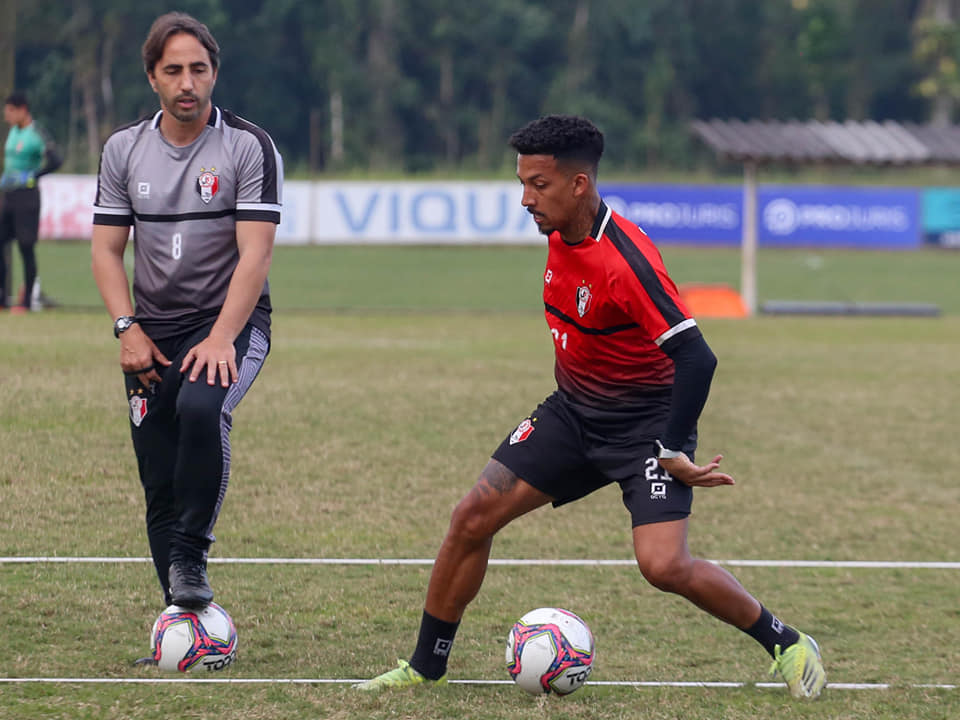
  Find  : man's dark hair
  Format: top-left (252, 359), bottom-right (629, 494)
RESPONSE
top-left (509, 115), bottom-right (604, 174)
top-left (4, 92), bottom-right (29, 109)
top-left (142, 12), bottom-right (220, 75)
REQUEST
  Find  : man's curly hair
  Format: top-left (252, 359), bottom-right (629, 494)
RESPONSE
top-left (508, 115), bottom-right (604, 173)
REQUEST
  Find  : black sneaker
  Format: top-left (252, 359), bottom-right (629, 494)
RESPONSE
top-left (133, 655), bottom-right (158, 667)
top-left (168, 560), bottom-right (213, 609)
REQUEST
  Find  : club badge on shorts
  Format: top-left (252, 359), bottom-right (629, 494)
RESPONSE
top-left (196, 167), bottom-right (219, 204)
top-left (576, 284), bottom-right (592, 317)
top-left (509, 418), bottom-right (535, 445)
top-left (130, 395), bottom-right (148, 427)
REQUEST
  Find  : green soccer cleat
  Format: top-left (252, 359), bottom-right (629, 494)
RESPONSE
top-left (354, 659), bottom-right (446, 691)
top-left (769, 633), bottom-right (826, 699)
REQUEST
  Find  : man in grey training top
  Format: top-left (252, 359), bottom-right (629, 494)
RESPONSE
top-left (91, 11), bottom-right (282, 636)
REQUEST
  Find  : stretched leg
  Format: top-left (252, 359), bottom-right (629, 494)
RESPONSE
top-left (632, 518), bottom-right (761, 628)
top-left (356, 459), bottom-right (551, 689)
top-left (356, 392), bottom-right (588, 690)
top-left (633, 518), bottom-right (825, 699)
top-left (424, 459), bottom-right (552, 622)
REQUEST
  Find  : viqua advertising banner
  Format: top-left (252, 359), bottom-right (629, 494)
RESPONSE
top-left (34, 177), bottom-right (539, 244)
top-left (34, 176), bottom-right (923, 248)
top-left (306, 181), bottom-right (538, 243)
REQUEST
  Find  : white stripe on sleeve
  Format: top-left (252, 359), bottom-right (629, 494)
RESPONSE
top-left (654, 317), bottom-right (698, 346)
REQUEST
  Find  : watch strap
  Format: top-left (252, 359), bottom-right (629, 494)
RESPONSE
top-left (656, 440), bottom-right (684, 460)
top-left (113, 315), bottom-right (138, 338)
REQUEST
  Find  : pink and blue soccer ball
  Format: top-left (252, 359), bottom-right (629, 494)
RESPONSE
top-left (506, 607), bottom-right (594, 695)
top-left (150, 602), bottom-right (238, 672)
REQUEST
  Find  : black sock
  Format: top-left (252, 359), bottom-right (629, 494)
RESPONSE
top-left (743, 606), bottom-right (800, 658)
top-left (409, 610), bottom-right (460, 680)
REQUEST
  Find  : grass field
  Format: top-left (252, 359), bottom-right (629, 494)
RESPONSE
top-left (1, 242), bottom-right (959, 719)
top-left (6, 240), bottom-right (960, 313)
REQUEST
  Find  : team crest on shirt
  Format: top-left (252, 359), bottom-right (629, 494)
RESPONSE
top-left (509, 418), bottom-right (535, 445)
top-left (576, 284), bottom-right (593, 317)
top-left (130, 395), bottom-right (148, 427)
top-left (196, 167), bottom-right (219, 204)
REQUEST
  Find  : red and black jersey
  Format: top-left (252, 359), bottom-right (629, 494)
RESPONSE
top-left (542, 201), bottom-right (700, 408)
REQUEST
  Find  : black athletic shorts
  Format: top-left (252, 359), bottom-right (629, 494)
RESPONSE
top-left (491, 390), bottom-right (697, 527)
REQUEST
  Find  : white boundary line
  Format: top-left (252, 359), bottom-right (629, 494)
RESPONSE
top-left (1, 557), bottom-right (959, 569)
top-left (0, 678), bottom-right (955, 690)
top-left (3, 557), bottom-right (955, 693)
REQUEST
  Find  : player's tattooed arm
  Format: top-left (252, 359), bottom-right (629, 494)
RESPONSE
top-left (476, 459), bottom-right (519, 496)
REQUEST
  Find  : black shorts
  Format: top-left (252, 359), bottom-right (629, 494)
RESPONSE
top-left (491, 390), bottom-right (697, 527)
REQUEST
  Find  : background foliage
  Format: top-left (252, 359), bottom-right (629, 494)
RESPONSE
top-left (5, 0), bottom-right (960, 176)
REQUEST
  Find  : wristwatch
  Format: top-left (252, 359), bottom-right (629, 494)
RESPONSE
top-left (113, 315), bottom-right (138, 338)
top-left (656, 440), bottom-right (684, 460)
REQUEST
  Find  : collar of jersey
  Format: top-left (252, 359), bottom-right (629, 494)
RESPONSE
top-left (589, 201), bottom-right (612, 242)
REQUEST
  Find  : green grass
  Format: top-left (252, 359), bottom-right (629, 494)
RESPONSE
top-left (10, 240), bottom-right (960, 314)
top-left (1, 245), bottom-right (959, 719)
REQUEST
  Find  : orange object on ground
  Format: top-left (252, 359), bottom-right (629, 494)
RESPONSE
top-left (678, 283), bottom-right (748, 318)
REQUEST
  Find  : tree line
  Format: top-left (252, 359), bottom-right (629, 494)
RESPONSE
top-left (3, 0), bottom-right (959, 176)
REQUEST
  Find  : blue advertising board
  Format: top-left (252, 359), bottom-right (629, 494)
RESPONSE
top-left (601, 184), bottom-right (742, 245)
top-left (758, 186), bottom-right (920, 249)
top-left (601, 184), bottom-right (921, 249)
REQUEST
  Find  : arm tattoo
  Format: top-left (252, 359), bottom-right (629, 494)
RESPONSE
top-left (477, 460), bottom-right (519, 496)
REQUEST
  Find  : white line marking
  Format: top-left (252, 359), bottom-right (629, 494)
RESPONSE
top-left (2, 560), bottom-right (954, 692)
top-left (0, 678), bottom-right (954, 690)
top-left (1, 557), bottom-right (959, 569)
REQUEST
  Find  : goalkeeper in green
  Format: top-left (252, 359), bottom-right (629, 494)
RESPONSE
top-left (1, 91), bottom-right (62, 312)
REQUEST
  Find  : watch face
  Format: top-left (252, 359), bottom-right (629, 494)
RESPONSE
top-left (114, 317), bottom-right (134, 336)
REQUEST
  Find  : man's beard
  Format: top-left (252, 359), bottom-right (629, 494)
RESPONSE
top-left (168, 94), bottom-right (205, 122)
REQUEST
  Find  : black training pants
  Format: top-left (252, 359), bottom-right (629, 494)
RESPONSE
top-left (124, 322), bottom-right (269, 603)
top-left (0, 187), bottom-right (40, 307)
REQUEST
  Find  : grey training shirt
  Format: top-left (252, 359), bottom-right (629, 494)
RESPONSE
top-left (93, 106), bottom-right (282, 339)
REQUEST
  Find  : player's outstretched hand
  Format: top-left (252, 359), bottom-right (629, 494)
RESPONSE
top-left (658, 453), bottom-right (735, 488)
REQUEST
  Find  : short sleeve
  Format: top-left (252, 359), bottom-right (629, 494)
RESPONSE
top-left (234, 131), bottom-right (282, 224)
top-left (93, 134), bottom-right (134, 227)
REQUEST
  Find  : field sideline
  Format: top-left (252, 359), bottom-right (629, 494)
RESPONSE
top-left (1, 244), bottom-right (959, 719)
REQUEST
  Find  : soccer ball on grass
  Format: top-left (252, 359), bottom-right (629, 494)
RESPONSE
top-left (150, 602), bottom-right (238, 672)
top-left (505, 607), bottom-right (594, 695)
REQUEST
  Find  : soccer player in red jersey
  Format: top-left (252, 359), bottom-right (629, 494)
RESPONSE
top-left (357, 115), bottom-right (825, 699)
